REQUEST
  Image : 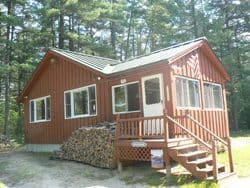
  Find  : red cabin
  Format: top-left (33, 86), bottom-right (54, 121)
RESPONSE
top-left (19, 37), bottom-right (235, 181)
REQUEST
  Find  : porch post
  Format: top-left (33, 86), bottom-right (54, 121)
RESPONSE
top-left (163, 109), bottom-right (171, 176)
top-left (163, 109), bottom-right (168, 143)
top-left (115, 114), bottom-right (122, 172)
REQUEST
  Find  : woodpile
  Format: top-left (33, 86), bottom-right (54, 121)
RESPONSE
top-left (0, 135), bottom-right (11, 152)
top-left (52, 122), bottom-right (117, 169)
top-left (0, 135), bottom-right (10, 145)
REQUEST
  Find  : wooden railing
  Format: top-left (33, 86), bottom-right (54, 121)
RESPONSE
top-left (167, 113), bottom-right (234, 180)
top-left (116, 112), bottom-right (168, 141)
top-left (186, 113), bottom-right (234, 174)
top-left (115, 110), bottom-right (234, 180)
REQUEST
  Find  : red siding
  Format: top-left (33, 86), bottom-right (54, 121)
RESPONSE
top-left (24, 55), bottom-right (111, 144)
top-left (23, 48), bottom-right (230, 144)
top-left (170, 49), bottom-right (229, 140)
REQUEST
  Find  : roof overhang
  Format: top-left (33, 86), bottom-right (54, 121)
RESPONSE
top-left (18, 49), bottom-right (108, 103)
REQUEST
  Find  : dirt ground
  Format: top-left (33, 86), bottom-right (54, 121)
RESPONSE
top-left (1, 145), bottom-right (250, 188)
top-left (0, 148), bottom-right (148, 188)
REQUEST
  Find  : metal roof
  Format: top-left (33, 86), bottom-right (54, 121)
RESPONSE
top-left (51, 37), bottom-right (206, 75)
top-left (50, 48), bottom-right (120, 73)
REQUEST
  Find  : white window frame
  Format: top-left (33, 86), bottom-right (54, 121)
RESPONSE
top-left (203, 81), bottom-right (224, 110)
top-left (175, 76), bottom-right (202, 109)
top-left (64, 84), bottom-right (97, 119)
top-left (29, 95), bottom-right (51, 123)
top-left (112, 81), bottom-right (140, 114)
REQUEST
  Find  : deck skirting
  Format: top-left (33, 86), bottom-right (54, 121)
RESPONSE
top-left (26, 144), bottom-right (61, 152)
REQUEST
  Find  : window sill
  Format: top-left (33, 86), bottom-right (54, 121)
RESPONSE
top-left (203, 108), bottom-right (224, 111)
top-left (65, 114), bottom-right (97, 120)
top-left (113, 110), bottom-right (141, 115)
top-left (176, 107), bottom-right (202, 110)
top-left (30, 120), bottom-right (51, 124)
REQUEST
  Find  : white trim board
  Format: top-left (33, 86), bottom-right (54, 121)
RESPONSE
top-left (26, 144), bottom-right (61, 152)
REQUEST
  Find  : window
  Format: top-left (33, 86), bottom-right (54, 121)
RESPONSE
top-left (30, 96), bottom-right (51, 123)
top-left (144, 77), bottom-right (161, 105)
top-left (112, 82), bottom-right (140, 113)
top-left (176, 76), bottom-right (201, 108)
top-left (204, 82), bottom-right (223, 109)
top-left (64, 84), bottom-right (97, 118)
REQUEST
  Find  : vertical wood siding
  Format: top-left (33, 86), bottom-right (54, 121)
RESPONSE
top-left (170, 50), bottom-right (229, 140)
top-left (24, 48), bottom-right (230, 144)
top-left (24, 56), bottom-right (111, 144)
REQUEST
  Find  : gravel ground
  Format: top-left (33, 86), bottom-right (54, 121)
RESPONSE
top-left (1, 138), bottom-right (250, 188)
top-left (0, 149), bottom-right (145, 188)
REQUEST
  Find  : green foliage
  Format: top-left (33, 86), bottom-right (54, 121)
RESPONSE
top-left (120, 167), bottom-right (218, 187)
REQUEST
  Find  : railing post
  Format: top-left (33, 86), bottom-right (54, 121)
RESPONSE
top-left (116, 114), bottom-right (120, 139)
top-left (163, 109), bottom-right (168, 143)
top-left (212, 140), bottom-right (218, 181)
top-left (139, 120), bottom-right (142, 140)
top-left (227, 137), bottom-right (234, 172)
top-left (115, 114), bottom-right (123, 172)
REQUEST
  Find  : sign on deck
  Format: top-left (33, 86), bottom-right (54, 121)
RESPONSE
top-left (131, 140), bottom-right (147, 148)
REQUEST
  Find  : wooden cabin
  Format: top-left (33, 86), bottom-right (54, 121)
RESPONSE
top-left (19, 37), bottom-right (235, 181)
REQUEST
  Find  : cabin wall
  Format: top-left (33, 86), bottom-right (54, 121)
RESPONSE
top-left (108, 63), bottom-right (171, 120)
top-left (23, 48), bottom-right (230, 144)
top-left (23, 55), bottom-right (112, 144)
top-left (170, 49), bottom-right (229, 140)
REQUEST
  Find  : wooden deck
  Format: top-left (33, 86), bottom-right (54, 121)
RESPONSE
top-left (115, 113), bottom-right (235, 181)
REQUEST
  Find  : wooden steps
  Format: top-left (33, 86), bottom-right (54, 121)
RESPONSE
top-left (168, 139), bottom-right (233, 181)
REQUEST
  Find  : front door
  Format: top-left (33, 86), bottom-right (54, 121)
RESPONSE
top-left (142, 74), bottom-right (164, 135)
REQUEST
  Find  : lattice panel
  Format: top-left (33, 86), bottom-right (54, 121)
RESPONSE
top-left (117, 147), bottom-right (151, 161)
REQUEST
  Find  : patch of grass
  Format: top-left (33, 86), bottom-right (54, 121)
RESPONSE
top-left (120, 172), bottom-right (218, 187)
top-left (218, 130), bottom-right (250, 177)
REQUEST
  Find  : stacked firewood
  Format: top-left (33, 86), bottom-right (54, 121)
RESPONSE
top-left (0, 135), bottom-right (11, 151)
top-left (52, 122), bottom-right (117, 169)
top-left (0, 135), bottom-right (10, 145)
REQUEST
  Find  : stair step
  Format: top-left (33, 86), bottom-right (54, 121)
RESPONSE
top-left (168, 138), bottom-right (194, 147)
top-left (198, 164), bottom-right (225, 173)
top-left (178, 150), bottom-right (207, 158)
top-left (187, 157), bottom-right (212, 165)
top-left (170, 144), bottom-right (199, 151)
top-left (206, 171), bottom-right (237, 181)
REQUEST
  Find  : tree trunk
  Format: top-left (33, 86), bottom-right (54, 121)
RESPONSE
top-left (125, 3), bottom-right (134, 60)
top-left (231, 89), bottom-right (239, 131)
top-left (4, 0), bottom-right (13, 137)
top-left (17, 70), bottom-right (23, 139)
top-left (110, 21), bottom-right (116, 58)
top-left (191, 0), bottom-right (198, 38)
top-left (69, 13), bottom-right (74, 51)
top-left (58, 0), bottom-right (64, 49)
top-left (109, 0), bottom-right (116, 58)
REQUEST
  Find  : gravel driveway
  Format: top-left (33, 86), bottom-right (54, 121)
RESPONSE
top-left (1, 147), bottom-right (250, 188)
top-left (0, 149), bottom-right (145, 188)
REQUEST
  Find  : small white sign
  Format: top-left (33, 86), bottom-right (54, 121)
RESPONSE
top-left (120, 79), bottom-right (126, 84)
top-left (151, 149), bottom-right (164, 169)
top-left (131, 141), bottom-right (147, 148)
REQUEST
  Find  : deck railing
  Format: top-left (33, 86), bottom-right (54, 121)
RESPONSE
top-left (116, 111), bottom-right (168, 141)
top-left (167, 113), bottom-right (234, 180)
top-left (186, 113), bottom-right (234, 173)
top-left (115, 110), bottom-right (234, 180)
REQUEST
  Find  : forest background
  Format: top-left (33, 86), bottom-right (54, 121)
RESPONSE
top-left (0, 0), bottom-right (249, 141)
